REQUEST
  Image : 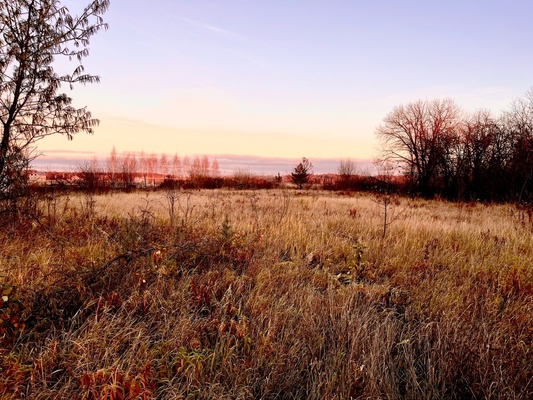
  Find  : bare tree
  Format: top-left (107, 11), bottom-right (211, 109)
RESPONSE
top-left (171, 153), bottom-right (181, 179)
top-left (138, 150), bottom-right (147, 187)
top-left (189, 156), bottom-right (202, 182)
top-left (159, 153), bottom-right (168, 177)
top-left (182, 155), bottom-right (190, 179)
top-left (501, 88), bottom-right (533, 201)
top-left (455, 110), bottom-right (507, 200)
top-left (106, 146), bottom-right (118, 187)
top-left (146, 152), bottom-right (158, 187)
top-left (211, 159), bottom-right (220, 177)
top-left (337, 159), bottom-right (357, 189)
top-left (0, 0), bottom-right (109, 194)
top-left (119, 152), bottom-right (137, 188)
top-left (201, 155), bottom-right (209, 176)
top-left (233, 168), bottom-right (255, 189)
top-left (78, 156), bottom-right (101, 192)
top-left (376, 98), bottom-right (462, 196)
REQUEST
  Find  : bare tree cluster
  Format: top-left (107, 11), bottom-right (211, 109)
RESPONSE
top-left (100, 148), bottom-right (221, 189)
top-left (337, 159), bottom-right (358, 190)
top-left (376, 89), bottom-right (533, 201)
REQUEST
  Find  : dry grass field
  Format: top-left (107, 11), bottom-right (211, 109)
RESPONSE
top-left (1, 189), bottom-right (532, 399)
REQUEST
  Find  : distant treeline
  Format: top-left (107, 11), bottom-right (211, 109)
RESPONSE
top-left (31, 85), bottom-right (533, 203)
top-left (376, 89), bottom-right (533, 202)
top-left (36, 169), bottom-right (392, 192)
top-left (43, 149), bottom-right (380, 192)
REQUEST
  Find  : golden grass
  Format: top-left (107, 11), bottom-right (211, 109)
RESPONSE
top-left (1, 189), bottom-right (532, 399)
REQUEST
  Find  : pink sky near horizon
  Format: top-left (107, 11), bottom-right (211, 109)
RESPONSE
top-left (33, 1), bottom-right (533, 173)
top-left (31, 146), bottom-right (377, 176)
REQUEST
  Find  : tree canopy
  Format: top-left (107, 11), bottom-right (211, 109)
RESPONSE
top-left (376, 89), bottom-right (533, 201)
top-left (376, 98), bottom-right (462, 196)
top-left (0, 0), bottom-right (109, 194)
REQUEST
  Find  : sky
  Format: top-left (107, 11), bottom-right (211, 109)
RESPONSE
top-left (35, 0), bottom-right (533, 173)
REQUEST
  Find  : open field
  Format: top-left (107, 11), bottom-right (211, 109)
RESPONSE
top-left (1, 189), bottom-right (532, 399)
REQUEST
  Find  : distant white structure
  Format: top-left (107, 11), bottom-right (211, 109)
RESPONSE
top-left (25, 170), bottom-right (47, 184)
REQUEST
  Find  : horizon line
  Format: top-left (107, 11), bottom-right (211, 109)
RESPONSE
top-left (31, 151), bottom-right (377, 175)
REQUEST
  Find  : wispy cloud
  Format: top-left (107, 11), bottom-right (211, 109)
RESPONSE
top-left (176, 15), bottom-right (278, 74)
top-left (177, 16), bottom-right (234, 36)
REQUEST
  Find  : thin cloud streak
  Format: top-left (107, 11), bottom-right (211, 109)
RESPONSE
top-left (177, 15), bottom-right (278, 74)
top-left (177, 15), bottom-right (234, 36)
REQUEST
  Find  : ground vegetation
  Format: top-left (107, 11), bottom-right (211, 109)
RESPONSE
top-left (1, 189), bottom-right (531, 398)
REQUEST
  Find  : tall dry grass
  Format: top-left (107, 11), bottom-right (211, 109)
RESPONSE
top-left (0, 189), bottom-right (532, 399)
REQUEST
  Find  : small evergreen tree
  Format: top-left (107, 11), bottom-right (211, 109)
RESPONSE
top-left (291, 157), bottom-right (313, 189)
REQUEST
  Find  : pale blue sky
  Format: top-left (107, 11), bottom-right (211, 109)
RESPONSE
top-left (38, 0), bottom-right (533, 171)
